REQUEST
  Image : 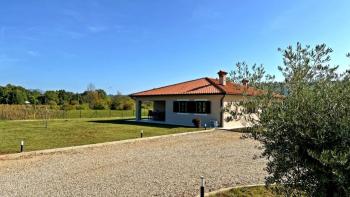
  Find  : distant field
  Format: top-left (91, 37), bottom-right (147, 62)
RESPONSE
top-left (0, 105), bottom-right (148, 120)
top-left (0, 118), bottom-right (198, 154)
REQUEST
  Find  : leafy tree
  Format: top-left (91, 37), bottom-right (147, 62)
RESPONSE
top-left (110, 95), bottom-right (135, 110)
top-left (0, 84), bottom-right (29, 104)
top-left (28, 89), bottom-right (42, 104)
top-left (57, 90), bottom-right (73, 105)
top-left (227, 43), bottom-right (350, 196)
top-left (43, 91), bottom-right (59, 104)
top-left (96, 89), bottom-right (107, 100)
top-left (81, 84), bottom-right (109, 109)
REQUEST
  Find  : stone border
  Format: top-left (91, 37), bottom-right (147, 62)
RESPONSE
top-left (198, 183), bottom-right (266, 197)
top-left (0, 129), bottom-right (215, 161)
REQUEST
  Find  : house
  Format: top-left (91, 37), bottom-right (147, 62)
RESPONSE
top-left (130, 70), bottom-right (263, 129)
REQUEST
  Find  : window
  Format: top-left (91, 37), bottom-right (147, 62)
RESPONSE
top-left (173, 101), bottom-right (211, 114)
top-left (179, 101), bottom-right (187, 113)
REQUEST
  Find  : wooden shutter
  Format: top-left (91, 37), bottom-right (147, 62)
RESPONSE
top-left (173, 101), bottom-right (179, 112)
top-left (206, 101), bottom-right (211, 113)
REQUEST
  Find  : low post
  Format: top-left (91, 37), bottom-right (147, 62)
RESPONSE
top-left (45, 108), bottom-right (48, 128)
top-left (140, 130), bottom-right (143, 138)
top-left (20, 140), bottom-right (24, 152)
top-left (204, 123), bottom-right (207, 130)
top-left (200, 176), bottom-right (205, 197)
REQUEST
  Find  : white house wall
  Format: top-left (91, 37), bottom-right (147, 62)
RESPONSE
top-left (135, 95), bottom-right (222, 127)
top-left (223, 95), bottom-right (251, 129)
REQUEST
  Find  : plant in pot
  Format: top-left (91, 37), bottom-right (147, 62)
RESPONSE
top-left (192, 118), bottom-right (201, 128)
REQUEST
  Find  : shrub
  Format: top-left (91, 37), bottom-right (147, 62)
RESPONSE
top-left (93, 102), bottom-right (106, 110)
top-left (76, 104), bottom-right (89, 110)
top-left (61, 103), bottom-right (74, 111)
top-left (192, 118), bottom-right (201, 128)
top-left (227, 43), bottom-right (350, 196)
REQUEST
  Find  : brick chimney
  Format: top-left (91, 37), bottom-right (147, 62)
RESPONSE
top-left (242, 79), bottom-right (249, 87)
top-left (217, 70), bottom-right (228, 86)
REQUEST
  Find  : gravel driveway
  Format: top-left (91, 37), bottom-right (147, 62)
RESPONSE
top-left (0, 130), bottom-right (267, 197)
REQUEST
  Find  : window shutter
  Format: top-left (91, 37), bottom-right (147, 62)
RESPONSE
top-left (206, 101), bottom-right (211, 113)
top-left (173, 101), bottom-right (179, 112)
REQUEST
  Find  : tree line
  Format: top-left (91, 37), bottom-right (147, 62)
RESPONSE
top-left (0, 84), bottom-right (136, 110)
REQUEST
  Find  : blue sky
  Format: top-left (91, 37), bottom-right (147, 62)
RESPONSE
top-left (0, 0), bottom-right (349, 94)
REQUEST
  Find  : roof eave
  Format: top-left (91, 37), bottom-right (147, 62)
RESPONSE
top-left (129, 93), bottom-right (225, 98)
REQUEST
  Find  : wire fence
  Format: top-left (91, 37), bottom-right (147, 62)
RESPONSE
top-left (0, 105), bottom-right (148, 120)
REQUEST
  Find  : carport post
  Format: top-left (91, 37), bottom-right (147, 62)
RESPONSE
top-left (200, 176), bottom-right (205, 197)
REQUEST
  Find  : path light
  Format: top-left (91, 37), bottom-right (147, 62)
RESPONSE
top-left (200, 176), bottom-right (205, 197)
top-left (140, 130), bottom-right (143, 138)
top-left (20, 140), bottom-right (24, 152)
top-left (204, 123), bottom-right (207, 130)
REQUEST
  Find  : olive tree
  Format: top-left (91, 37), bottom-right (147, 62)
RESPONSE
top-left (227, 43), bottom-right (350, 196)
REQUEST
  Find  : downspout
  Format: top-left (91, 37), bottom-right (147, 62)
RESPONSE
top-left (220, 94), bottom-right (226, 128)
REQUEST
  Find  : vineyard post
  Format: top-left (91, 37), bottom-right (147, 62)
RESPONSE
top-left (33, 104), bottom-right (36, 119)
top-left (45, 107), bottom-right (48, 128)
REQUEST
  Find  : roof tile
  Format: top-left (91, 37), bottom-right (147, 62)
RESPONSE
top-left (130, 77), bottom-right (264, 97)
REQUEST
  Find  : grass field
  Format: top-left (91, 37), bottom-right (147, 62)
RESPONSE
top-left (0, 118), bottom-right (198, 154)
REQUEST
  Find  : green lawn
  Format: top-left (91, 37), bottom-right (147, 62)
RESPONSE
top-left (210, 186), bottom-right (281, 197)
top-left (211, 186), bottom-right (306, 197)
top-left (0, 118), bottom-right (198, 154)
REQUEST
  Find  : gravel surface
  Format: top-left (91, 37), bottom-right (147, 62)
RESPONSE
top-left (0, 130), bottom-right (267, 197)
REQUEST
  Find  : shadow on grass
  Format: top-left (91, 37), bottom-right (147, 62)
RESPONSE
top-left (88, 118), bottom-right (193, 129)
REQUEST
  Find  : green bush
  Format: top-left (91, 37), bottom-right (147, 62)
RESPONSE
top-left (93, 102), bottom-right (107, 110)
top-left (76, 104), bottom-right (89, 110)
top-left (228, 43), bottom-right (350, 197)
top-left (257, 44), bottom-right (350, 196)
top-left (61, 103), bottom-right (74, 111)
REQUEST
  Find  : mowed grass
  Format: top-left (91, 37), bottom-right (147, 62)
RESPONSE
top-left (210, 186), bottom-right (281, 197)
top-left (0, 118), bottom-right (198, 154)
top-left (211, 186), bottom-right (306, 197)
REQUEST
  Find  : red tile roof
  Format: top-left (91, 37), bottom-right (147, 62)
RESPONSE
top-left (130, 77), bottom-right (265, 97)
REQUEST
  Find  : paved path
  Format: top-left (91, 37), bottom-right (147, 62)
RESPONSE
top-left (0, 131), bottom-right (266, 197)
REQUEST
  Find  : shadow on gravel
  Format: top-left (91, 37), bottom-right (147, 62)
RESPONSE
top-left (88, 119), bottom-right (193, 129)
